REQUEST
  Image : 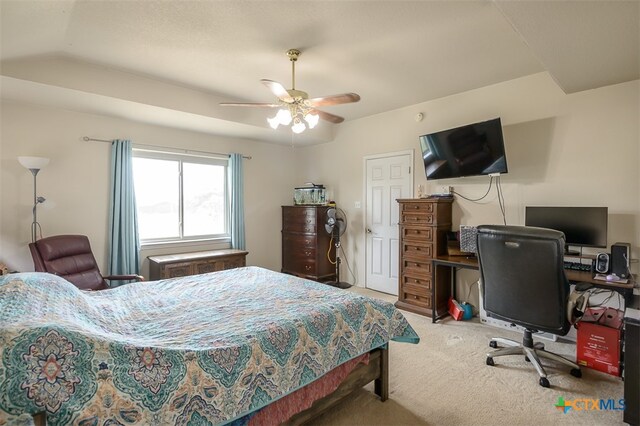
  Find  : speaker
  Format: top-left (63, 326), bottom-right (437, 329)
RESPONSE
top-left (610, 242), bottom-right (631, 279)
top-left (595, 252), bottom-right (610, 274)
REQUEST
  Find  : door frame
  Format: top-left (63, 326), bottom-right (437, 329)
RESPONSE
top-left (362, 149), bottom-right (414, 290)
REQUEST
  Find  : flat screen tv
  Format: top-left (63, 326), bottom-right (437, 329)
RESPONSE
top-left (419, 118), bottom-right (507, 180)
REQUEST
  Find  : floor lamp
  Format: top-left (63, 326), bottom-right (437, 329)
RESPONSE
top-left (18, 156), bottom-right (50, 243)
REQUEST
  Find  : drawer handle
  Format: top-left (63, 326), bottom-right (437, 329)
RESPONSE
top-left (305, 251), bottom-right (312, 257)
top-left (306, 219), bottom-right (312, 223)
top-left (414, 295), bottom-right (419, 299)
top-left (305, 265), bottom-right (311, 271)
top-left (414, 279), bottom-right (419, 283)
top-left (414, 206), bottom-right (419, 209)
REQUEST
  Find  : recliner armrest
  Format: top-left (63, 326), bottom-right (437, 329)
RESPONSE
top-left (104, 274), bottom-right (144, 282)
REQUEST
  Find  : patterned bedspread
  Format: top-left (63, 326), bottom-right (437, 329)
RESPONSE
top-left (0, 266), bottom-right (418, 425)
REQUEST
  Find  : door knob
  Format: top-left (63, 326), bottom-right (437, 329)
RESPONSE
top-left (366, 228), bottom-right (372, 234)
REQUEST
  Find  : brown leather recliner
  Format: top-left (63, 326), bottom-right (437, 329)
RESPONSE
top-left (29, 234), bottom-right (143, 291)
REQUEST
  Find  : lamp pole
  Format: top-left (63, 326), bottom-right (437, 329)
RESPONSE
top-left (29, 168), bottom-right (39, 243)
top-left (18, 156), bottom-right (50, 243)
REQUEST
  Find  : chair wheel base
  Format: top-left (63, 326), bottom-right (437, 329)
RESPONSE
top-left (539, 377), bottom-right (550, 388)
top-left (486, 357), bottom-right (495, 366)
top-left (489, 340), bottom-right (498, 348)
top-left (525, 356), bottom-right (530, 362)
top-left (570, 368), bottom-right (582, 378)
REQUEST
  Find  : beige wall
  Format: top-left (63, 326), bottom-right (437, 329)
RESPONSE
top-left (2, 72), bottom-right (638, 297)
top-left (294, 73), bottom-right (640, 300)
top-left (0, 101), bottom-right (295, 276)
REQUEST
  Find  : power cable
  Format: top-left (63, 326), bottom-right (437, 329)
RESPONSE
top-left (451, 177), bottom-right (493, 202)
top-left (496, 175), bottom-right (507, 225)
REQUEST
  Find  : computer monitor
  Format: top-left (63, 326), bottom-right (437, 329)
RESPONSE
top-left (524, 206), bottom-right (608, 254)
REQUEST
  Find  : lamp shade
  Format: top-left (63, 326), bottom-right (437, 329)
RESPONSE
top-left (18, 156), bottom-right (50, 170)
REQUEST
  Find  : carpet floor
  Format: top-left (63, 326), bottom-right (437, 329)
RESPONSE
top-left (307, 287), bottom-right (626, 426)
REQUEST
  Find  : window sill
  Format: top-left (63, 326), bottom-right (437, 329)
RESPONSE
top-left (140, 237), bottom-right (231, 251)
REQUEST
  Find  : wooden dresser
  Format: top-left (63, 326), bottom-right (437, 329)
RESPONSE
top-left (395, 198), bottom-right (453, 318)
top-left (282, 205), bottom-right (336, 282)
top-left (148, 249), bottom-right (248, 280)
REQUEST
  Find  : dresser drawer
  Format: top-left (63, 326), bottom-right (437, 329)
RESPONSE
top-left (283, 233), bottom-right (317, 248)
top-left (401, 289), bottom-right (432, 309)
top-left (402, 259), bottom-right (432, 277)
top-left (401, 212), bottom-right (435, 225)
top-left (284, 260), bottom-right (316, 275)
top-left (402, 273), bottom-right (432, 290)
top-left (283, 222), bottom-right (318, 233)
top-left (402, 241), bottom-right (434, 260)
top-left (284, 247), bottom-right (318, 264)
top-left (401, 225), bottom-right (433, 242)
top-left (402, 202), bottom-right (435, 214)
top-left (283, 208), bottom-right (316, 223)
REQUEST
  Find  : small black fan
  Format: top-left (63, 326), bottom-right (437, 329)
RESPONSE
top-left (324, 207), bottom-right (351, 289)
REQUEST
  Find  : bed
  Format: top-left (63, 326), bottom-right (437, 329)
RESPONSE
top-left (0, 266), bottom-right (418, 425)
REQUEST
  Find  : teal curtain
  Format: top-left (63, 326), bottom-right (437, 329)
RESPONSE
top-left (108, 140), bottom-right (140, 283)
top-left (229, 153), bottom-right (245, 250)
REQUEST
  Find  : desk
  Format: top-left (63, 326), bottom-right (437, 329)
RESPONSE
top-left (431, 255), bottom-right (636, 323)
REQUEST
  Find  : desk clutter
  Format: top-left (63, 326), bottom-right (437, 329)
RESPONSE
top-left (593, 273), bottom-right (629, 284)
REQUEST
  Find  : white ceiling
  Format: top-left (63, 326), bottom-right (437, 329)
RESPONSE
top-left (1, 0), bottom-right (638, 145)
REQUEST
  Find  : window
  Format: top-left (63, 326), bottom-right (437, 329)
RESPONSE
top-left (132, 149), bottom-right (229, 244)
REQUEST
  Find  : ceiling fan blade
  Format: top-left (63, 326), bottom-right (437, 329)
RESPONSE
top-left (261, 79), bottom-right (293, 102)
top-left (308, 93), bottom-right (360, 107)
top-left (219, 102), bottom-right (280, 108)
top-left (312, 109), bottom-right (345, 124)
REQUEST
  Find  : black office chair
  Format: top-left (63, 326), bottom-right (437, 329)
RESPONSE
top-left (477, 225), bottom-right (582, 388)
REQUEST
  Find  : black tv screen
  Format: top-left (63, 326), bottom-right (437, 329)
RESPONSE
top-left (419, 118), bottom-right (507, 180)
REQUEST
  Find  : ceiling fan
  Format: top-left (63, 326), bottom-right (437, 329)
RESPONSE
top-left (220, 49), bottom-right (360, 133)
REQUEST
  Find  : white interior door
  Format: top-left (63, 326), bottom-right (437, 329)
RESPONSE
top-left (365, 152), bottom-right (413, 295)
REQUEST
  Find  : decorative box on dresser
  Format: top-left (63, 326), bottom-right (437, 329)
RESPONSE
top-left (396, 198), bottom-right (453, 321)
top-left (148, 249), bottom-right (248, 280)
top-left (282, 205), bottom-right (336, 282)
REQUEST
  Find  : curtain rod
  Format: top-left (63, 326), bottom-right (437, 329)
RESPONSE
top-left (82, 137), bottom-right (252, 160)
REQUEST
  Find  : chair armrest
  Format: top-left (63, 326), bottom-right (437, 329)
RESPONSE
top-left (104, 274), bottom-right (144, 282)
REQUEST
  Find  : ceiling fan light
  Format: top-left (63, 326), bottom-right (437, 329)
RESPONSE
top-left (304, 112), bottom-right (319, 129)
top-left (267, 115), bottom-right (281, 129)
top-left (276, 108), bottom-right (292, 125)
top-left (291, 121), bottom-right (306, 134)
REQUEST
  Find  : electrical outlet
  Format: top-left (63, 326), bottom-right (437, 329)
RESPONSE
top-left (354, 201), bottom-right (361, 209)
top-left (437, 185), bottom-right (452, 194)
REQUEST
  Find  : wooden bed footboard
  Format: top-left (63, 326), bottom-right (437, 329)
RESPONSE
top-left (31, 347), bottom-right (389, 426)
top-left (284, 346), bottom-right (389, 425)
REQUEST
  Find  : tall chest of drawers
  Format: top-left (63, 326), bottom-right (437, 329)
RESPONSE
top-left (395, 198), bottom-right (453, 318)
top-left (282, 206), bottom-right (336, 282)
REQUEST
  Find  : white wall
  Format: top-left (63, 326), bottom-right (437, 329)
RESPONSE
top-left (294, 73), bottom-right (640, 306)
top-left (0, 101), bottom-right (296, 276)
